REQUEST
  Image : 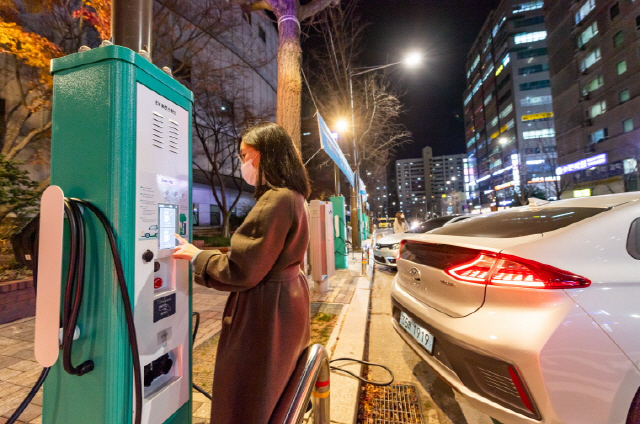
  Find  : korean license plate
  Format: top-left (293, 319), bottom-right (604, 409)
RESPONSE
top-left (399, 311), bottom-right (434, 355)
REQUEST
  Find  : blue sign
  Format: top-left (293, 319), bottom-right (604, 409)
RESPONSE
top-left (556, 153), bottom-right (608, 176)
top-left (317, 113), bottom-right (355, 186)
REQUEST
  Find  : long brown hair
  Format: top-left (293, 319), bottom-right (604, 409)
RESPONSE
top-left (395, 212), bottom-right (405, 225)
top-left (239, 122), bottom-right (311, 199)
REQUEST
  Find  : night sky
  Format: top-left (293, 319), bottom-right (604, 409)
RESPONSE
top-left (354, 0), bottom-right (500, 160)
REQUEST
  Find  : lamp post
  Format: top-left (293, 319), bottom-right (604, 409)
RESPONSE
top-left (346, 52), bottom-right (422, 250)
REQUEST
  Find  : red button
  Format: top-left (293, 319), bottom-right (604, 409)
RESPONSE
top-left (154, 278), bottom-right (163, 289)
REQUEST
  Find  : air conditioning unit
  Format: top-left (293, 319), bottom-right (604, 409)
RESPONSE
top-left (583, 118), bottom-right (593, 127)
top-left (309, 200), bottom-right (335, 292)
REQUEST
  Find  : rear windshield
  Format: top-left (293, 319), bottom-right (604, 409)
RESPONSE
top-left (430, 207), bottom-right (607, 238)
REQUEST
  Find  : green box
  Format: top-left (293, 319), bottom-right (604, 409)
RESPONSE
top-left (46, 45), bottom-right (193, 424)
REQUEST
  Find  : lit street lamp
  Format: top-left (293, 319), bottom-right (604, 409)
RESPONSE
top-left (347, 51), bottom-right (422, 250)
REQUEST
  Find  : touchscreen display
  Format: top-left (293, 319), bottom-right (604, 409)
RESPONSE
top-left (158, 204), bottom-right (179, 250)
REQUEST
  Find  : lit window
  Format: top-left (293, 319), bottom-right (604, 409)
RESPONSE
top-left (513, 0), bottom-right (543, 13)
top-left (523, 128), bottom-right (556, 139)
top-left (619, 89), bottom-right (631, 103)
top-left (588, 100), bottom-right (606, 118)
top-left (589, 128), bottom-right (608, 144)
top-left (617, 60), bottom-right (627, 75)
top-left (580, 48), bottom-right (601, 72)
top-left (514, 31), bottom-right (547, 44)
top-left (575, 0), bottom-right (595, 25)
top-left (520, 95), bottom-right (552, 106)
top-left (578, 22), bottom-right (598, 48)
top-left (623, 118), bottom-right (634, 133)
top-left (582, 75), bottom-right (604, 95)
top-left (499, 103), bottom-right (513, 120)
top-left (484, 93), bottom-right (493, 106)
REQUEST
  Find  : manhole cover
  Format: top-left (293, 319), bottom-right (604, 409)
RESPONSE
top-left (368, 384), bottom-right (424, 424)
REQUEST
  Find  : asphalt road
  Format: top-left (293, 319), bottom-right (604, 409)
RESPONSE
top-left (368, 264), bottom-right (497, 424)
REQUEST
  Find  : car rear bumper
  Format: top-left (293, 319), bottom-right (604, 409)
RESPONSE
top-left (390, 279), bottom-right (639, 424)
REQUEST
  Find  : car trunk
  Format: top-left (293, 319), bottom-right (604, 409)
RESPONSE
top-left (396, 234), bottom-right (542, 317)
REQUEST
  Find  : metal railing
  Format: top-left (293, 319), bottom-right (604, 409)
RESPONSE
top-left (269, 344), bottom-right (331, 424)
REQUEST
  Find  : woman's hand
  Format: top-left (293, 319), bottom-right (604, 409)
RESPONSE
top-left (173, 233), bottom-right (202, 261)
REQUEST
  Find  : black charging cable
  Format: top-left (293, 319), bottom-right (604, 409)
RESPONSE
top-left (329, 358), bottom-right (394, 386)
top-left (7, 198), bottom-right (143, 424)
top-left (191, 311), bottom-right (213, 400)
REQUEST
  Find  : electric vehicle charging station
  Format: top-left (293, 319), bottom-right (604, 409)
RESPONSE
top-left (35, 44), bottom-right (193, 423)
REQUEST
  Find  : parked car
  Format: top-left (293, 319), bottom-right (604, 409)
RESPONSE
top-left (377, 217), bottom-right (395, 229)
top-left (442, 214), bottom-right (473, 226)
top-left (391, 193), bottom-right (640, 424)
top-left (373, 215), bottom-right (464, 267)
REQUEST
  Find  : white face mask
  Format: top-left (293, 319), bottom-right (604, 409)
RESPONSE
top-left (241, 159), bottom-right (258, 186)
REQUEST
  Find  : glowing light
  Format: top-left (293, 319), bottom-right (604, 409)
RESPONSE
top-left (404, 52), bottom-right (422, 67)
top-left (335, 119), bottom-right (349, 132)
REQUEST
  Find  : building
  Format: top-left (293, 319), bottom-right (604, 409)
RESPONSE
top-left (463, 0), bottom-right (559, 212)
top-left (369, 173), bottom-right (389, 218)
top-left (423, 147), bottom-right (467, 215)
top-left (546, 0), bottom-right (640, 197)
top-left (395, 158), bottom-right (427, 218)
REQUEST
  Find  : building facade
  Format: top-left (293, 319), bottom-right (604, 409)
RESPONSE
top-left (395, 158), bottom-right (427, 218)
top-left (546, 0), bottom-right (640, 197)
top-left (425, 147), bottom-right (467, 215)
top-left (464, 0), bottom-right (559, 212)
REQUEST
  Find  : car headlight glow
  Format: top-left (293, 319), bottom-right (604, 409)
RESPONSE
top-left (392, 243), bottom-right (401, 250)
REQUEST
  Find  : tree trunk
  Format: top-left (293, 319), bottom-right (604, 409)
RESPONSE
top-left (276, 14), bottom-right (302, 151)
top-left (221, 210), bottom-right (231, 239)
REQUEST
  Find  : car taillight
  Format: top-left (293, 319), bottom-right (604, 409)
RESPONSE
top-left (445, 252), bottom-right (591, 289)
top-left (445, 253), bottom-right (497, 283)
top-left (395, 240), bottom-right (405, 260)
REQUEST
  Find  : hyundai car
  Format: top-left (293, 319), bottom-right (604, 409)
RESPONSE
top-left (391, 193), bottom-right (640, 423)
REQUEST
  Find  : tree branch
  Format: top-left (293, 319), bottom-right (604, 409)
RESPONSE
top-left (300, 0), bottom-right (340, 21)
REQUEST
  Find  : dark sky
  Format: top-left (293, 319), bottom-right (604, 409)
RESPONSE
top-left (355, 0), bottom-right (500, 159)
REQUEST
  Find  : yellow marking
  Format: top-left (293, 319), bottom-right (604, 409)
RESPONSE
top-left (312, 390), bottom-right (330, 398)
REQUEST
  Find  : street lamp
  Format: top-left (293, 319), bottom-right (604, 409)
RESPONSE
top-left (347, 51), bottom-right (422, 250)
top-left (335, 119), bottom-right (349, 133)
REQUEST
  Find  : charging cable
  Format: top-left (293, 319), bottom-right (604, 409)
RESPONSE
top-left (7, 198), bottom-right (142, 424)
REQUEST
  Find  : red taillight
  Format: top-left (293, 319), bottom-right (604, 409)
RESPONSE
top-left (395, 240), bottom-right (405, 260)
top-left (445, 253), bottom-right (496, 283)
top-left (445, 252), bottom-right (591, 289)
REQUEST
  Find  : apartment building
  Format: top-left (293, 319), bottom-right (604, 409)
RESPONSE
top-left (423, 147), bottom-right (466, 215)
top-left (395, 158), bottom-right (427, 217)
top-left (464, 0), bottom-right (559, 211)
top-left (546, 0), bottom-right (640, 197)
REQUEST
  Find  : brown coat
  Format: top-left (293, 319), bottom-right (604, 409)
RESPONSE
top-left (193, 187), bottom-right (310, 424)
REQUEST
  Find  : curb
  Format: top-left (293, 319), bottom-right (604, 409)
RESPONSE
top-left (329, 245), bottom-right (374, 424)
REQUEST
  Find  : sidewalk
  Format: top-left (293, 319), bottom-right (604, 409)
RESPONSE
top-left (0, 247), bottom-right (372, 424)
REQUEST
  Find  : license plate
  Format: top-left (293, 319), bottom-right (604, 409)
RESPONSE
top-left (399, 311), bottom-right (434, 355)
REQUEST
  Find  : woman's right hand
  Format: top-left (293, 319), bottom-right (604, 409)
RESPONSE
top-left (173, 233), bottom-right (202, 261)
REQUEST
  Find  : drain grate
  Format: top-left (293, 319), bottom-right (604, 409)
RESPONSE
top-left (370, 384), bottom-right (424, 424)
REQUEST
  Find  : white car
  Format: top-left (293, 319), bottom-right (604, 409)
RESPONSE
top-left (391, 193), bottom-right (640, 424)
top-left (373, 216), bottom-right (463, 267)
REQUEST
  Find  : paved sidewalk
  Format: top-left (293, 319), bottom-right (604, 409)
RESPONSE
top-left (0, 257), bottom-right (365, 424)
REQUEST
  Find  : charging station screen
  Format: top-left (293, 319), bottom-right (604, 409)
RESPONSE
top-left (158, 204), bottom-right (179, 250)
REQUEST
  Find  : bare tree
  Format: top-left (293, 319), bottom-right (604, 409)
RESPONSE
top-left (305, 1), bottom-right (411, 191)
top-left (153, 0), bottom-right (275, 237)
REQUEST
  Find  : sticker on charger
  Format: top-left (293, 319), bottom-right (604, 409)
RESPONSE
top-left (157, 327), bottom-right (172, 345)
top-left (153, 293), bottom-right (176, 323)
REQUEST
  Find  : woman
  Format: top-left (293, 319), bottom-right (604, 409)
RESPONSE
top-left (173, 122), bottom-right (311, 424)
top-left (394, 211), bottom-right (409, 234)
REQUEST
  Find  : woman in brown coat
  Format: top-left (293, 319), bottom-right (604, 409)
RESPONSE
top-left (173, 122), bottom-right (311, 424)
